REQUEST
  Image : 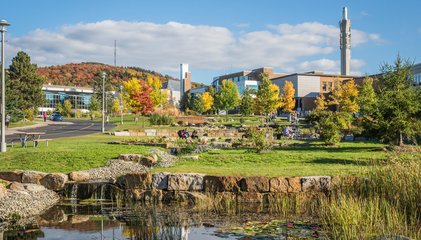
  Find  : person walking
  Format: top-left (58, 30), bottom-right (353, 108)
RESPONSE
top-left (43, 112), bottom-right (47, 122)
top-left (5, 114), bottom-right (10, 128)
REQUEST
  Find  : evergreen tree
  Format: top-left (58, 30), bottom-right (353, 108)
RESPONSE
top-left (239, 87), bottom-right (254, 116)
top-left (6, 51), bottom-right (45, 120)
top-left (357, 76), bottom-right (379, 138)
top-left (192, 94), bottom-right (205, 114)
top-left (92, 72), bottom-right (113, 111)
top-left (179, 92), bottom-right (193, 113)
top-left (377, 55), bottom-right (421, 145)
top-left (88, 96), bottom-right (100, 112)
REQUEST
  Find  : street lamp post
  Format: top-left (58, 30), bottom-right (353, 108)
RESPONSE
top-left (101, 72), bottom-right (106, 133)
top-left (0, 20), bottom-right (10, 153)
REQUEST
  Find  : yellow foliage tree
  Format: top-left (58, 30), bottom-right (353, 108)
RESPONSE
top-left (201, 92), bottom-right (214, 112)
top-left (147, 75), bottom-right (168, 107)
top-left (122, 78), bottom-right (141, 111)
top-left (314, 94), bottom-right (327, 111)
top-left (331, 79), bottom-right (359, 113)
top-left (254, 73), bottom-right (282, 115)
top-left (281, 81), bottom-right (295, 112)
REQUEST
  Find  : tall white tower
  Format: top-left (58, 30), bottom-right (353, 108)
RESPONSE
top-left (180, 63), bottom-right (190, 98)
top-left (340, 7), bottom-right (351, 76)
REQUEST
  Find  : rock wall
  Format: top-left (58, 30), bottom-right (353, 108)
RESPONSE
top-left (0, 169), bottom-right (342, 205)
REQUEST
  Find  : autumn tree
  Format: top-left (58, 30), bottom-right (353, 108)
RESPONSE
top-left (281, 81), bottom-right (296, 113)
top-left (239, 87), bottom-right (254, 116)
top-left (6, 51), bottom-right (45, 121)
top-left (330, 79), bottom-right (359, 114)
top-left (254, 73), bottom-right (281, 118)
top-left (123, 78), bottom-right (154, 126)
top-left (214, 80), bottom-right (240, 115)
top-left (314, 94), bottom-right (327, 111)
top-left (147, 75), bottom-right (168, 107)
top-left (201, 92), bottom-right (214, 113)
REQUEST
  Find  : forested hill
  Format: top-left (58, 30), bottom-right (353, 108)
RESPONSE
top-left (37, 62), bottom-right (176, 87)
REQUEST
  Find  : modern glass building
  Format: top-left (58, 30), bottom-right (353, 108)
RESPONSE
top-left (39, 84), bottom-right (94, 113)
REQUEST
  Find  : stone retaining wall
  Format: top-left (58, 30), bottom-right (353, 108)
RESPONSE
top-left (0, 170), bottom-right (341, 204)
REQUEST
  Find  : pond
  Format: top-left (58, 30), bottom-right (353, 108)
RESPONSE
top-left (1, 200), bottom-right (325, 240)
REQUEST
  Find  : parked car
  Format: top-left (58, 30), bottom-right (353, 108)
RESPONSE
top-left (50, 112), bottom-right (63, 121)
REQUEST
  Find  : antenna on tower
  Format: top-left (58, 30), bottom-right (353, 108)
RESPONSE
top-left (114, 40), bottom-right (117, 67)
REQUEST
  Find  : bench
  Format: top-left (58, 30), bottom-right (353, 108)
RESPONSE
top-left (33, 139), bottom-right (52, 147)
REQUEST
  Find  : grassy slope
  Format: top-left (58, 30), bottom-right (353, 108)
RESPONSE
top-left (0, 134), bottom-right (150, 173)
top-left (156, 141), bottom-right (387, 177)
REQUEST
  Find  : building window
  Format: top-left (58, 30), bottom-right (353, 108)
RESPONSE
top-left (322, 82), bottom-right (327, 92)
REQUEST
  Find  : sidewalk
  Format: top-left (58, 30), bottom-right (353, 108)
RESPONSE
top-left (5, 121), bottom-right (73, 136)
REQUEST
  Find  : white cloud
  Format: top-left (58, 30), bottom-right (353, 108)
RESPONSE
top-left (8, 20), bottom-right (381, 77)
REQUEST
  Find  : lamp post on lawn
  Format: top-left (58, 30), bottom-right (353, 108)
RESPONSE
top-left (0, 20), bottom-right (10, 153)
top-left (101, 72), bottom-right (106, 133)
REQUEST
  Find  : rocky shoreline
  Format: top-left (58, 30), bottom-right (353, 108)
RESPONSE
top-left (0, 183), bottom-right (59, 222)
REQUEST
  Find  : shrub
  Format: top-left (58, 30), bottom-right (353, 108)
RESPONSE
top-left (245, 126), bottom-right (272, 153)
top-left (23, 108), bottom-right (35, 121)
top-left (74, 110), bottom-right (83, 119)
top-left (149, 114), bottom-right (174, 125)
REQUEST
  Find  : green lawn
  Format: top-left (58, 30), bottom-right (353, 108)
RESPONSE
top-left (156, 141), bottom-right (390, 177)
top-left (9, 120), bottom-right (43, 128)
top-left (0, 134), bottom-right (150, 173)
top-left (3, 120), bottom-right (417, 177)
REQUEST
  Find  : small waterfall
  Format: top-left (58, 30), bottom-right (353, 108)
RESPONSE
top-left (70, 184), bottom-right (78, 200)
top-left (100, 184), bottom-right (106, 200)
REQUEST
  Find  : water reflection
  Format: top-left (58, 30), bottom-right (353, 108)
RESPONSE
top-left (1, 200), bottom-right (325, 239)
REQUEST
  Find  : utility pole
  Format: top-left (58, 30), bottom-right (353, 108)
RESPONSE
top-left (101, 72), bottom-right (106, 133)
top-left (0, 20), bottom-right (10, 153)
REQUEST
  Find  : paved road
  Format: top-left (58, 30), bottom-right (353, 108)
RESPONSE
top-left (6, 120), bottom-right (116, 142)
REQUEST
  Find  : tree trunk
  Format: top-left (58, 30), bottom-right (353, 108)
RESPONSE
top-left (399, 131), bottom-right (403, 146)
top-left (142, 115), bottom-right (145, 129)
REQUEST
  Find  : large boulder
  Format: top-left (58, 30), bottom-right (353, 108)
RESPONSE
top-left (69, 171), bottom-right (91, 182)
top-left (239, 176), bottom-right (270, 192)
top-left (140, 156), bottom-right (157, 167)
top-left (119, 154), bottom-right (142, 162)
top-left (117, 172), bottom-right (152, 190)
top-left (167, 174), bottom-right (204, 191)
top-left (301, 176), bottom-right (331, 192)
top-left (152, 172), bottom-right (169, 190)
top-left (270, 177), bottom-right (302, 193)
top-left (203, 176), bottom-right (241, 192)
top-left (7, 182), bottom-right (26, 192)
top-left (40, 173), bottom-right (68, 191)
top-left (22, 171), bottom-right (48, 184)
top-left (24, 183), bottom-right (47, 192)
top-left (0, 171), bottom-right (23, 182)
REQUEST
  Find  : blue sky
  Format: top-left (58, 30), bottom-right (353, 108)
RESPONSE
top-left (2, 0), bottom-right (421, 83)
